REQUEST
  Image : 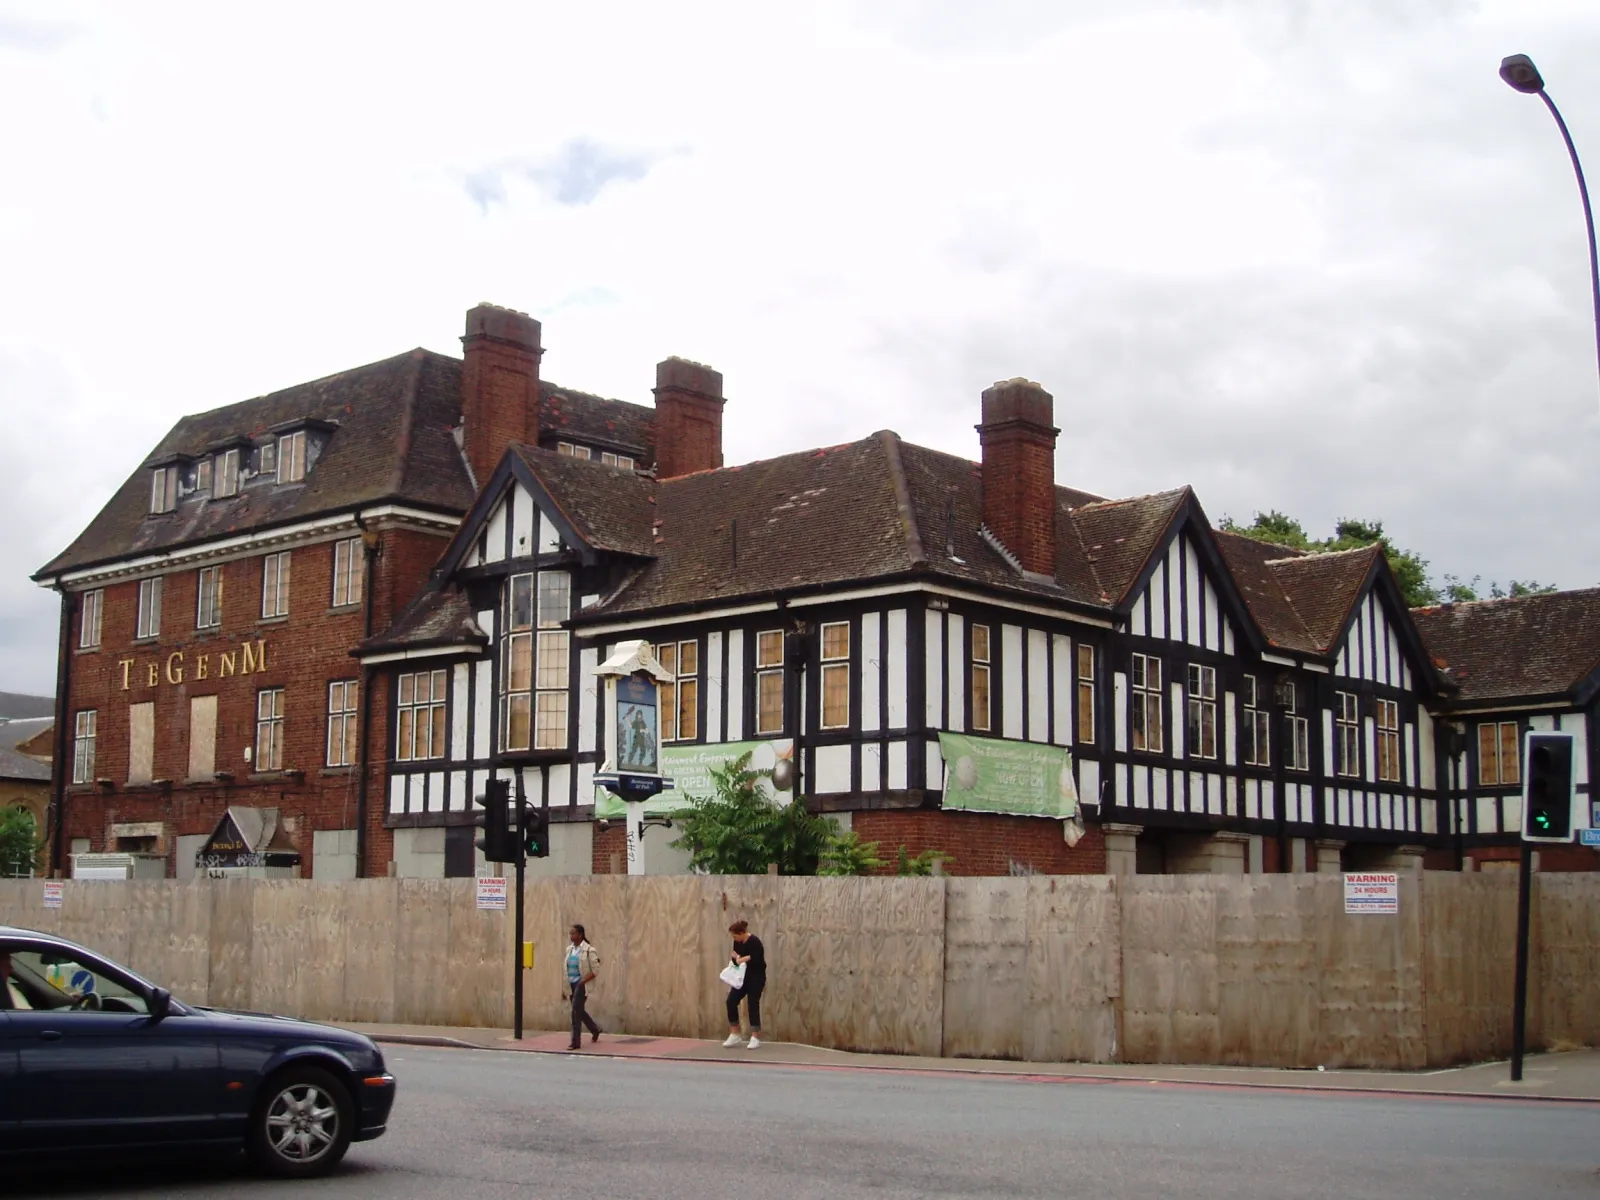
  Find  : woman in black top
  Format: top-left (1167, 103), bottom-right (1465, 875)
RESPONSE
top-left (722, 919), bottom-right (766, 1049)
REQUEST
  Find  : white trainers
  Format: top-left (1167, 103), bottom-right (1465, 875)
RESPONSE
top-left (746, 1036), bottom-right (762, 1050)
top-left (722, 1034), bottom-right (744, 1048)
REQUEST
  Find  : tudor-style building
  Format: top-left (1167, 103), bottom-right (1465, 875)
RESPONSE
top-left (34, 303), bottom-right (1600, 879)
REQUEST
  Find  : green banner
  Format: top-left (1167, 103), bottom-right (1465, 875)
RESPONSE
top-left (936, 732), bottom-right (1079, 819)
top-left (594, 738), bottom-right (796, 818)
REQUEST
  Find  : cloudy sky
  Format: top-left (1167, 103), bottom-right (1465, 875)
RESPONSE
top-left (3, 0), bottom-right (1599, 694)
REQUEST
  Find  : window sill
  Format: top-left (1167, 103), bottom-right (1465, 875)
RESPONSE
top-left (132, 636), bottom-right (160, 647)
top-left (257, 615), bottom-right (290, 626)
top-left (327, 604), bottom-right (363, 616)
top-left (248, 770), bottom-right (304, 784)
top-left (321, 766), bottom-right (354, 777)
top-left (74, 645), bottom-right (101, 656)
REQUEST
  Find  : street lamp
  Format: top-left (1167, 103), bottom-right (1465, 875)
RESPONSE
top-left (1500, 54), bottom-right (1600, 407)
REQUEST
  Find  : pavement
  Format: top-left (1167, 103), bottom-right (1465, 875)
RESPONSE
top-left (347, 1021), bottom-right (1600, 1104)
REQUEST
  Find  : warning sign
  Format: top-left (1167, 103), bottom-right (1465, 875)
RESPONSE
top-left (476, 877), bottom-right (508, 911)
top-left (1343, 872), bottom-right (1399, 915)
top-left (42, 880), bottom-right (64, 909)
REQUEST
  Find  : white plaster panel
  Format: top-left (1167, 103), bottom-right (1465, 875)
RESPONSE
top-left (451, 663), bottom-right (470, 761)
top-left (575, 761), bottom-right (594, 809)
top-left (484, 501), bottom-right (508, 564)
top-left (886, 610), bottom-right (908, 729)
top-left (1184, 540), bottom-right (1202, 648)
top-left (1133, 764), bottom-right (1150, 808)
top-left (887, 740), bottom-right (907, 791)
top-left (539, 511), bottom-right (561, 554)
top-left (1150, 559), bottom-right (1167, 640)
top-left (1169, 681), bottom-right (1184, 759)
top-left (388, 775), bottom-right (405, 814)
top-left (705, 632), bottom-right (724, 745)
top-left (473, 658), bottom-right (493, 761)
top-left (1078, 758), bottom-right (1098, 811)
top-left (1477, 795), bottom-right (1501, 835)
top-left (926, 740), bottom-right (944, 792)
top-left (1051, 635), bottom-right (1071, 748)
top-left (925, 609), bottom-right (944, 728)
top-left (814, 744), bottom-right (852, 794)
top-left (426, 771), bottom-right (445, 814)
top-left (1114, 672), bottom-right (1128, 753)
top-left (449, 770), bottom-right (467, 813)
top-left (1223, 691), bottom-right (1237, 767)
top-left (861, 615), bottom-right (881, 735)
top-left (511, 483), bottom-right (535, 558)
top-left (1418, 714), bottom-right (1437, 791)
top-left (1131, 591), bottom-right (1147, 638)
top-left (1027, 628), bottom-right (1049, 743)
top-left (1001, 624), bottom-right (1024, 739)
top-left (726, 630), bottom-right (745, 741)
top-left (547, 763), bottom-right (571, 808)
top-left (579, 648), bottom-right (599, 754)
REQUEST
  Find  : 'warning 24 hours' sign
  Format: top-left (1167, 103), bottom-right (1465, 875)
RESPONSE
top-left (1343, 872), bottom-right (1399, 914)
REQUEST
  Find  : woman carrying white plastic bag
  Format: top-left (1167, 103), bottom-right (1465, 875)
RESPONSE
top-left (721, 919), bottom-right (766, 1049)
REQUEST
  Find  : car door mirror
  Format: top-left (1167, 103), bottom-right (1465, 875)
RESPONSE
top-left (148, 987), bottom-right (172, 1021)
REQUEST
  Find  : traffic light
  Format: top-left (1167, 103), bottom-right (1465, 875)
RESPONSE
top-left (523, 807), bottom-right (550, 859)
top-left (1522, 732), bottom-right (1575, 843)
top-left (474, 778), bottom-right (515, 862)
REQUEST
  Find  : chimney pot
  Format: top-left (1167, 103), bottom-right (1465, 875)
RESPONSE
top-left (977, 377), bottom-right (1058, 577)
top-left (461, 303), bottom-right (543, 489)
top-left (653, 356), bottom-right (726, 479)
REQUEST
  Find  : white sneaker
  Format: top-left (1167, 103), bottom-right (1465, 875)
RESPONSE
top-left (746, 1036), bottom-right (762, 1050)
top-left (722, 1034), bottom-right (744, 1048)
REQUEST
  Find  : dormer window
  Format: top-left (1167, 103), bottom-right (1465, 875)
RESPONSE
top-left (557, 442), bottom-right (591, 461)
top-left (216, 448), bottom-right (240, 497)
top-left (149, 465), bottom-right (179, 514)
top-left (195, 458), bottom-right (213, 492)
top-left (277, 430), bottom-right (307, 483)
top-left (259, 441), bottom-right (277, 477)
top-left (600, 451), bottom-right (635, 470)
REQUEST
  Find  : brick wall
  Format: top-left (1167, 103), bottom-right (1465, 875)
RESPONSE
top-left (593, 822), bottom-right (627, 874)
top-left (59, 523), bottom-right (448, 878)
top-left (852, 810), bottom-right (1107, 876)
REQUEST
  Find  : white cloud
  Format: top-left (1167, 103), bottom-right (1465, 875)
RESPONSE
top-left (2, 0), bottom-right (1599, 691)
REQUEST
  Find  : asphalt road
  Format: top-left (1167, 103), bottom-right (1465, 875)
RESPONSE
top-left (10, 1046), bottom-right (1599, 1198)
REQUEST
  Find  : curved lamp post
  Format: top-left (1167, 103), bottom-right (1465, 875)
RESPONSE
top-left (1500, 54), bottom-right (1600, 406)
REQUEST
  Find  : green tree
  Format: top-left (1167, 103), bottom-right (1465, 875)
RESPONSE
top-left (818, 829), bottom-right (886, 876)
top-left (0, 808), bottom-right (41, 878)
top-left (670, 753), bottom-right (835, 875)
top-left (895, 846), bottom-right (953, 876)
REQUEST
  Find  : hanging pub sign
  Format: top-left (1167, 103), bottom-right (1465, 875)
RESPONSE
top-left (616, 675), bottom-right (660, 775)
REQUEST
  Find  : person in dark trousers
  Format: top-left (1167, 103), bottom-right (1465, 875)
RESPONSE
top-left (722, 919), bottom-right (766, 1049)
top-left (564, 924), bottom-right (601, 1050)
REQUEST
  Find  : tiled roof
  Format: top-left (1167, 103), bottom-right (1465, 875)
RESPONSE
top-left (591, 435), bottom-right (919, 614)
top-left (34, 350), bottom-right (658, 579)
top-left (0, 717), bottom-right (50, 783)
top-left (1265, 545), bottom-right (1381, 653)
top-left (36, 350), bottom-right (477, 578)
top-left (512, 445), bottom-right (657, 558)
top-left (1067, 489), bottom-right (1190, 607)
top-left (0, 745), bottom-right (50, 783)
top-left (540, 382), bottom-right (653, 457)
top-left (1412, 588), bottom-right (1600, 702)
top-left (1215, 532), bottom-right (1320, 653)
top-left (0, 693), bottom-right (53, 720)
top-left (359, 587), bottom-right (486, 655)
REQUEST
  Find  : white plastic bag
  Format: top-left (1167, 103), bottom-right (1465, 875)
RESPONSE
top-left (719, 961), bottom-right (746, 989)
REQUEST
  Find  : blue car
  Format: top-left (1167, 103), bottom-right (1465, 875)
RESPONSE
top-left (0, 925), bottom-right (395, 1177)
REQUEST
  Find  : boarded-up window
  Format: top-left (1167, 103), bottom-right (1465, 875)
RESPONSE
top-left (755, 630), bottom-right (784, 735)
top-left (1478, 721), bottom-right (1520, 787)
top-left (659, 640), bottom-right (699, 742)
top-left (188, 695), bottom-right (217, 780)
top-left (1076, 643), bottom-right (1095, 744)
top-left (971, 624), bottom-right (991, 733)
top-left (129, 701), bottom-right (155, 784)
top-left (1376, 699), bottom-right (1402, 783)
top-left (820, 622), bottom-right (850, 730)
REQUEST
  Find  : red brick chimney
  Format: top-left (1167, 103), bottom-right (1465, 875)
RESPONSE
top-left (652, 357), bottom-right (725, 478)
top-left (977, 378), bottom-right (1058, 576)
top-left (461, 303), bottom-right (542, 488)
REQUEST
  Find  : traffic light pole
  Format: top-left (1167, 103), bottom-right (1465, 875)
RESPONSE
top-left (513, 772), bottom-right (528, 1041)
top-left (1510, 841), bottom-right (1534, 1082)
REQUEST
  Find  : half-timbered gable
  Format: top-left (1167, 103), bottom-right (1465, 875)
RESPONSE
top-left (1414, 590), bottom-right (1600, 860)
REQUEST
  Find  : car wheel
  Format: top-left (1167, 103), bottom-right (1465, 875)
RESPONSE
top-left (247, 1066), bottom-right (354, 1178)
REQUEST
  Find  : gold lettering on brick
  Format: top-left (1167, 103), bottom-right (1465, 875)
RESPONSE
top-left (165, 650), bottom-right (184, 685)
top-left (146, 662), bottom-right (159, 688)
top-left (242, 640), bottom-right (266, 674)
top-left (220, 651), bottom-right (237, 678)
top-left (196, 655), bottom-right (209, 681)
top-left (119, 658), bottom-right (134, 690)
